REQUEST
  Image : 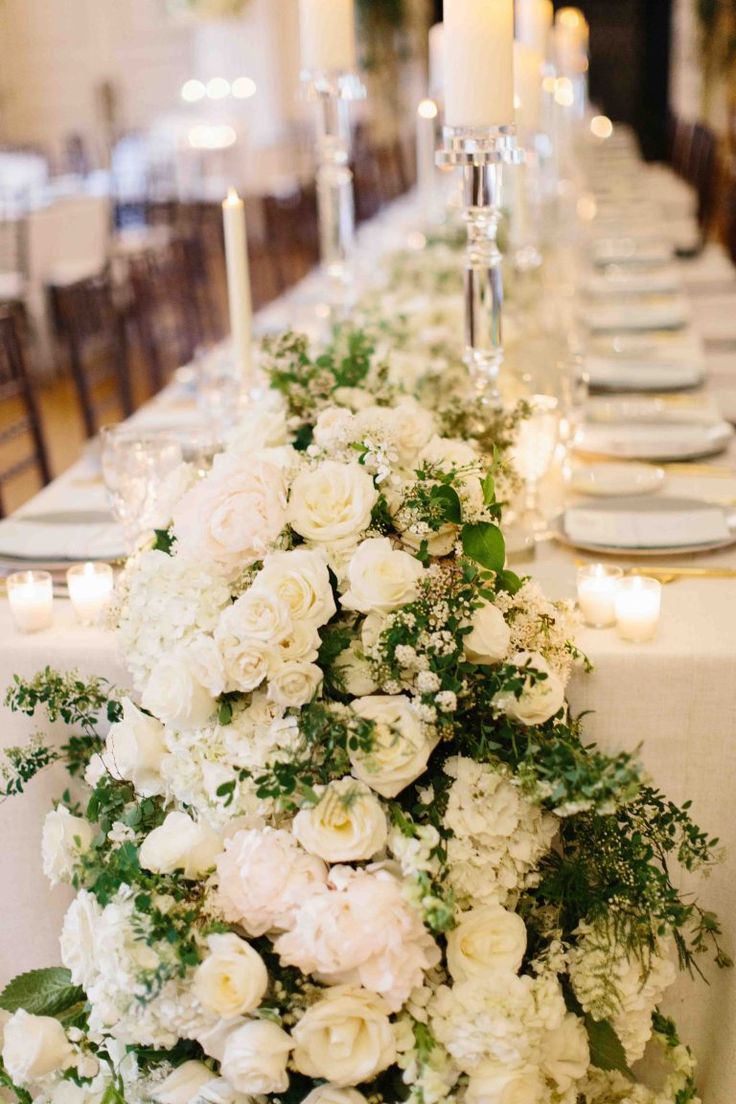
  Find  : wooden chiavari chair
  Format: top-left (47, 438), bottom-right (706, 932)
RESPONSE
top-left (263, 183), bottom-right (320, 289)
top-left (0, 308), bottom-right (51, 517)
top-left (52, 271), bottom-right (133, 439)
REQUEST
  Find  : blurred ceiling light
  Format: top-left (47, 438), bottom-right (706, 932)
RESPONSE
top-left (417, 98), bottom-right (438, 120)
top-left (181, 79), bottom-right (206, 103)
top-left (189, 124), bottom-right (237, 150)
top-left (554, 77), bottom-right (574, 107)
top-left (206, 77), bottom-right (231, 100)
top-left (232, 76), bottom-right (257, 99)
top-left (590, 114), bottom-right (613, 139)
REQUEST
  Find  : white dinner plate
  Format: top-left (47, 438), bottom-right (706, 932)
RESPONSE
top-left (581, 297), bottom-right (690, 332)
top-left (584, 356), bottom-right (704, 393)
top-left (585, 396), bottom-right (721, 427)
top-left (569, 462), bottom-right (666, 498)
top-left (574, 420), bottom-right (735, 462)
top-left (553, 496), bottom-right (736, 556)
top-left (583, 268), bottom-right (682, 298)
top-left (592, 238), bottom-right (673, 268)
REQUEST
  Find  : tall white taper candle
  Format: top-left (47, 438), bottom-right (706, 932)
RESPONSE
top-left (222, 188), bottom-right (252, 386)
top-left (444, 0), bottom-right (515, 129)
top-left (514, 42), bottom-right (543, 134)
top-left (515, 0), bottom-right (553, 57)
top-left (428, 22), bottom-right (445, 99)
top-left (299, 0), bottom-right (356, 73)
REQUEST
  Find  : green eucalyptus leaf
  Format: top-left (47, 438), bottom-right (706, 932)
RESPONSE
top-left (431, 484), bottom-right (462, 524)
top-left (481, 470), bottom-right (496, 506)
top-left (0, 969), bottom-right (85, 1018)
top-left (461, 522), bottom-right (506, 573)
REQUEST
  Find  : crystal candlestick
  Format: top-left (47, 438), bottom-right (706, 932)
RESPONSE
top-left (436, 126), bottom-right (523, 402)
top-left (303, 71), bottom-right (365, 303)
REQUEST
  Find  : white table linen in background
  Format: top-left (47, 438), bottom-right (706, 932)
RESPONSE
top-left (1, 146), bottom-right (736, 1099)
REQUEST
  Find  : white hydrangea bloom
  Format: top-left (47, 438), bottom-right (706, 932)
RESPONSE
top-left (442, 756), bottom-right (558, 907)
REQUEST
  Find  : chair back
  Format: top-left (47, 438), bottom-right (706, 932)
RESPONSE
top-left (0, 309), bottom-right (51, 517)
top-left (52, 272), bottom-right (133, 438)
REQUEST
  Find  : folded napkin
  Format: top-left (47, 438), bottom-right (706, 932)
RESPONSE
top-left (576, 422), bottom-right (730, 459)
top-left (0, 517), bottom-right (125, 562)
top-left (584, 357), bottom-right (703, 392)
top-left (581, 298), bottom-right (690, 332)
top-left (584, 268), bottom-right (682, 298)
top-left (565, 505), bottom-right (730, 549)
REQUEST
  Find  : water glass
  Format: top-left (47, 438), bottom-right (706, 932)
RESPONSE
top-left (511, 394), bottom-right (560, 535)
top-left (100, 427), bottom-right (184, 551)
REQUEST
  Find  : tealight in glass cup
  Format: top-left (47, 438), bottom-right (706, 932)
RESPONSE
top-left (66, 563), bottom-right (114, 626)
top-left (576, 564), bottom-right (623, 628)
top-left (7, 570), bottom-right (54, 633)
top-left (615, 576), bottom-right (662, 642)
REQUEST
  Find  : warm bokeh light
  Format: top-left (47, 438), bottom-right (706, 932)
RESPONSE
top-left (554, 76), bottom-right (574, 107)
top-left (577, 194), bottom-right (598, 221)
top-left (557, 6), bottom-right (587, 29)
top-left (417, 98), bottom-right (439, 120)
top-left (590, 114), bottom-right (614, 139)
top-left (206, 77), bottom-right (231, 100)
top-left (181, 79), bottom-right (206, 103)
top-left (541, 75), bottom-right (557, 94)
top-left (232, 76), bottom-right (257, 100)
top-left (188, 124), bottom-right (237, 149)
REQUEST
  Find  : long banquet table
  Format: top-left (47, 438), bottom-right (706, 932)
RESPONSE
top-left (2, 133), bottom-right (736, 1101)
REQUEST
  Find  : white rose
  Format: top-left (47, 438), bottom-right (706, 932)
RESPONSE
top-left (493, 652), bottom-right (565, 726)
top-left (196, 1019), bottom-right (245, 1063)
top-left (173, 452), bottom-right (288, 569)
top-left (41, 807), bottom-right (95, 886)
top-left (215, 827), bottom-right (327, 935)
top-left (334, 639), bottom-right (378, 696)
top-left (463, 603), bottom-right (511, 666)
top-left (267, 661), bottom-right (323, 708)
top-left (293, 778), bottom-right (388, 862)
top-left (466, 1062), bottom-right (544, 1104)
top-left (361, 612), bottom-right (386, 653)
top-left (220, 1020), bottom-right (292, 1095)
top-left (2, 1010), bottom-right (74, 1085)
top-left (313, 407), bottom-right (356, 448)
top-left (215, 606), bottom-right (272, 693)
top-left (139, 811), bottom-right (221, 878)
top-left (187, 635), bottom-right (227, 697)
top-left (103, 697), bottom-right (166, 796)
top-left (227, 400), bottom-right (290, 454)
top-left (541, 1013), bottom-right (590, 1093)
top-left (447, 906), bottom-right (527, 982)
top-left (221, 591), bottom-right (292, 643)
top-left (390, 399), bottom-right (436, 465)
top-left (267, 622), bottom-right (321, 668)
top-left (252, 548), bottom-right (336, 627)
top-left (420, 435), bottom-right (480, 474)
top-left (302, 1088), bottom-right (368, 1104)
top-left (292, 986), bottom-right (396, 1086)
top-left (60, 891), bottom-right (103, 989)
top-left (193, 933), bottom-right (268, 1017)
top-left (288, 461), bottom-right (377, 546)
top-left (142, 649), bottom-right (216, 731)
top-left (341, 538), bottom-right (424, 615)
top-left (350, 695), bottom-right (437, 798)
top-left (153, 1061), bottom-right (215, 1104)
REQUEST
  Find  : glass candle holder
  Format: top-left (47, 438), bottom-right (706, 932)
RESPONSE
top-left (615, 576), bottom-right (662, 642)
top-left (576, 563), bottom-right (623, 628)
top-left (67, 563), bottom-right (114, 626)
top-left (7, 570), bottom-right (54, 633)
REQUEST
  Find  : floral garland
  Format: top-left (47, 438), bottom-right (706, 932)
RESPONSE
top-left (0, 280), bottom-right (730, 1104)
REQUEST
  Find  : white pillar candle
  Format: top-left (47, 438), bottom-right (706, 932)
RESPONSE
top-left (67, 562), bottom-right (114, 626)
top-left (515, 0), bottom-right (553, 57)
top-left (514, 42), bottom-right (543, 134)
top-left (615, 577), bottom-right (662, 643)
top-left (444, 0), bottom-right (515, 129)
top-left (554, 6), bottom-right (589, 76)
top-left (222, 188), bottom-right (253, 387)
top-left (299, 0), bottom-right (356, 74)
top-left (7, 570), bottom-right (54, 633)
top-left (576, 564), bottom-right (623, 628)
top-left (417, 98), bottom-right (439, 210)
top-left (428, 22), bottom-right (445, 99)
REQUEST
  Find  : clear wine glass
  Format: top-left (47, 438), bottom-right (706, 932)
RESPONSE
top-left (100, 426), bottom-right (184, 551)
top-left (511, 394), bottom-right (560, 537)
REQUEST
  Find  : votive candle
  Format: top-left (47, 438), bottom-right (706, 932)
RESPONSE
top-left (576, 564), bottom-right (623, 628)
top-left (615, 576), bottom-right (662, 643)
top-left (67, 562), bottom-right (114, 626)
top-left (444, 0), bottom-right (514, 129)
top-left (7, 570), bottom-right (54, 633)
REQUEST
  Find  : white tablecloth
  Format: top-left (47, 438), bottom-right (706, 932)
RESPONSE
top-left (1, 165), bottom-right (735, 1100)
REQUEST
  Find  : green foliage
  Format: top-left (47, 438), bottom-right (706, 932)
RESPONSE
top-left (584, 1015), bottom-right (633, 1076)
top-left (0, 968), bottom-right (85, 1018)
top-left (461, 522), bottom-right (506, 573)
top-left (152, 528), bottom-right (176, 555)
top-left (0, 738), bottom-right (59, 798)
top-left (0, 1060), bottom-right (32, 1104)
